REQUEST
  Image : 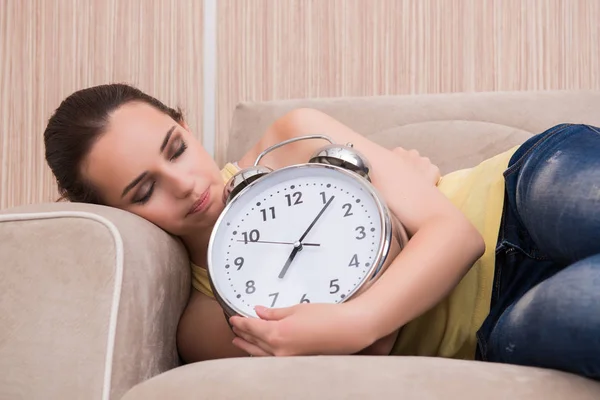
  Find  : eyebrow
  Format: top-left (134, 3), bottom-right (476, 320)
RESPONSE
top-left (121, 125), bottom-right (176, 198)
top-left (160, 125), bottom-right (176, 153)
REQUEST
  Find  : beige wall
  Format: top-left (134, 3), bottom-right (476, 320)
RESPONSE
top-left (1, 0), bottom-right (600, 209)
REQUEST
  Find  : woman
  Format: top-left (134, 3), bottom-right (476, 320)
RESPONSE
top-left (44, 83), bottom-right (600, 380)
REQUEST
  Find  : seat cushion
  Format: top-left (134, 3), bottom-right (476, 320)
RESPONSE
top-left (122, 356), bottom-right (600, 400)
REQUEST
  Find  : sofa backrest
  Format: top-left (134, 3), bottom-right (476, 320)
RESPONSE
top-left (226, 90), bottom-right (600, 174)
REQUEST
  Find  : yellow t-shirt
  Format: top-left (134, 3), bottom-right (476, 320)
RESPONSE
top-left (192, 146), bottom-right (519, 360)
top-left (391, 145), bottom-right (519, 359)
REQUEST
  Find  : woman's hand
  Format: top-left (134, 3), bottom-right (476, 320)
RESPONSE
top-left (391, 147), bottom-right (441, 186)
top-left (229, 302), bottom-right (372, 357)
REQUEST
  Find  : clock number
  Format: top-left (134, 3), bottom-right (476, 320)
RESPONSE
top-left (285, 191), bottom-right (303, 206)
top-left (342, 203), bottom-right (353, 217)
top-left (348, 254), bottom-right (360, 268)
top-left (355, 226), bottom-right (366, 240)
top-left (268, 292), bottom-right (279, 307)
top-left (245, 280), bottom-right (256, 294)
top-left (300, 293), bottom-right (310, 303)
top-left (320, 191), bottom-right (333, 204)
top-left (260, 206), bottom-right (276, 221)
top-left (242, 229), bottom-right (260, 244)
top-left (329, 279), bottom-right (340, 294)
top-left (234, 257), bottom-right (244, 270)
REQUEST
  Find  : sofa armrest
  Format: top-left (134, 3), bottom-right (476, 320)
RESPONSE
top-left (0, 202), bottom-right (190, 400)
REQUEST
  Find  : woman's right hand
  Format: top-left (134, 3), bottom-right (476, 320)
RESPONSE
top-left (391, 147), bottom-right (441, 186)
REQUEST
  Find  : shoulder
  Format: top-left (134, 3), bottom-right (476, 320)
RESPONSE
top-left (237, 108), bottom-right (350, 170)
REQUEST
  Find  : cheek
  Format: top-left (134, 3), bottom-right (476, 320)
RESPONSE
top-left (188, 142), bottom-right (220, 179)
top-left (134, 196), bottom-right (180, 232)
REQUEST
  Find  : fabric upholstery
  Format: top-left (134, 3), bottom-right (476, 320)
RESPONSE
top-left (0, 203), bottom-right (190, 400)
top-left (122, 356), bottom-right (600, 400)
top-left (226, 90), bottom-right (600, 174)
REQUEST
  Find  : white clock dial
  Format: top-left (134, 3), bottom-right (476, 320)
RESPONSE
top-left (208, 164), bottom-right (389, 318)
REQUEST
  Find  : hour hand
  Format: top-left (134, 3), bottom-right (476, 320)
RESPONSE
top-left (278, 197), bottom-right (334, 279)
top-left (278, 242), bottom-right (302, 279)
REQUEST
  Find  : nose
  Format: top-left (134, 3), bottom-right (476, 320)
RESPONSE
top-left (164, 167), bottom-right (195, 199)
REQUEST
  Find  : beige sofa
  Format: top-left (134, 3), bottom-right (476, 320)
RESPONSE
top-left (2, 90), bottom-right (600, 400)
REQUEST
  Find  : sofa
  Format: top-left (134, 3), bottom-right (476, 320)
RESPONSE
top-left (2, 90), bottom-right (600, 399)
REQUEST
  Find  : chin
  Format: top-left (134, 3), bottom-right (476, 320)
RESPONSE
top-left (163, 225), bottom-right (187, 237)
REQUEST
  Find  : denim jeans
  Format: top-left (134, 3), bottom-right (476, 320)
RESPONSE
top-left (475, 123), bottom-right (600, 380)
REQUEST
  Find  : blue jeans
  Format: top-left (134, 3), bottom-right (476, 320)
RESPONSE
top-left (475, 123), bottom-right (600, 380)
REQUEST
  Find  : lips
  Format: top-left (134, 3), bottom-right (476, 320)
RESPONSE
top-left (187, 189), bottom-right (211, 216)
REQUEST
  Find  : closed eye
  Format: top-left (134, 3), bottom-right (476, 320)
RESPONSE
top-left (170, 139), bottom-right (187, 161)
top-left (133, 181), bottom-right (155, 204)
top-left (133, 139), bottom-right (186, 205)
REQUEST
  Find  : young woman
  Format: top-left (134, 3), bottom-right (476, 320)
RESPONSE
top-left (43, 83), bottom-right (600, 380)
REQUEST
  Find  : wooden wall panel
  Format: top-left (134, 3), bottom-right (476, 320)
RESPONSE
top-left (216, 0), bottom-right (600, 165)
top-left (0, 0), bottom-right (203, 209)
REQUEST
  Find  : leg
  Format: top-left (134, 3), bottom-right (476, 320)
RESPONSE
top-left (487, 124), bottom-right (600, 378)
top-left (512, 124), bottom-right (600, 263)
top-left (488, 253), bottom-right (600, 379)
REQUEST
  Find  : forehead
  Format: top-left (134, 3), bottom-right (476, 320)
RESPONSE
top-left (106, 101), bottom-right (175, 141)
top-left (84, 102), bottom-right (177, 201)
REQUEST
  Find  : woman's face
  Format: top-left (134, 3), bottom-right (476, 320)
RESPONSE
top-left (84, 101), bottom-right (225, 237)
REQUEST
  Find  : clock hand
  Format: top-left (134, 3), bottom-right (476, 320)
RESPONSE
top-left (278, 242), bottom-right (302, 279)
top-left (236, 240), bottom-right (320, 246)
top-left (278, 195), bottom-right (335, 279)
top-left (298, 195), bottom-right (335, 243)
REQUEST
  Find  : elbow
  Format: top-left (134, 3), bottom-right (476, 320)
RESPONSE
top-left (433, 212), bottom-right (485, 267)
top-left (270, 107), bottom-right (330, 141)
top-left (428, 210), bottom-right (486, 261)
top-left (462, 218), bottom-right (486, 262)
top-left (473, 228), bottom-right (486, 260)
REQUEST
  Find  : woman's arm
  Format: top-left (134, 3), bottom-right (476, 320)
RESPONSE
top-left (231, 108), bottom-right (485, 356)
top-left (176, 109), bottom-right (439, 362)
top-left (177, 291), bottom-right (248, 362)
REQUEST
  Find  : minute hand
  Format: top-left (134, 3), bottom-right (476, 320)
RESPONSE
top-left (298, 195), bottom-right (335, 242)
top-left (277, 195), bottom-right (335, 280)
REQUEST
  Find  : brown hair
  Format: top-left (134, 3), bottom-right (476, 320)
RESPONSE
top-left (44, 83), bottom-right (184, 204)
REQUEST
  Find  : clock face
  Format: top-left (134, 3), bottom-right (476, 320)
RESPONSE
top-left (208, 164), bottom-right (390, 317)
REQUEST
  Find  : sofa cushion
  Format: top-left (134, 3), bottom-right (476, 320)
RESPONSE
top-left (226, 90), bottom-right (600, 174)
top-left (122, 356), bottom-right (600, 400)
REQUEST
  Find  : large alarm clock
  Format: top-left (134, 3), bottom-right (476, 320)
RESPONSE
top-left (207, 134), bottom-right (406, 318)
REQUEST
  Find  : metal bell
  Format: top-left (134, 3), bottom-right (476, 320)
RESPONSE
top-left (309, 142), bottom-right (372, 181)
top-left (222, 165), bottom-right (273, 205)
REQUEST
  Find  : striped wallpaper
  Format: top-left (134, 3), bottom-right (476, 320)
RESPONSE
top-left (1, 0), bottom-right (599, 209)
top-left (0, 0), bottom-right (204, 208)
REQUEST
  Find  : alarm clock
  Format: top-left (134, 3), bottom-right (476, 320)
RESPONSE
top-left (207, 134), bottom-right (406, 318)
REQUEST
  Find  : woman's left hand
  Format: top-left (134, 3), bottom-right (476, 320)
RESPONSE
top-left (229, 302), bottom-right (371, 357)
top-left (391, 147), bottom-right (441, 186)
